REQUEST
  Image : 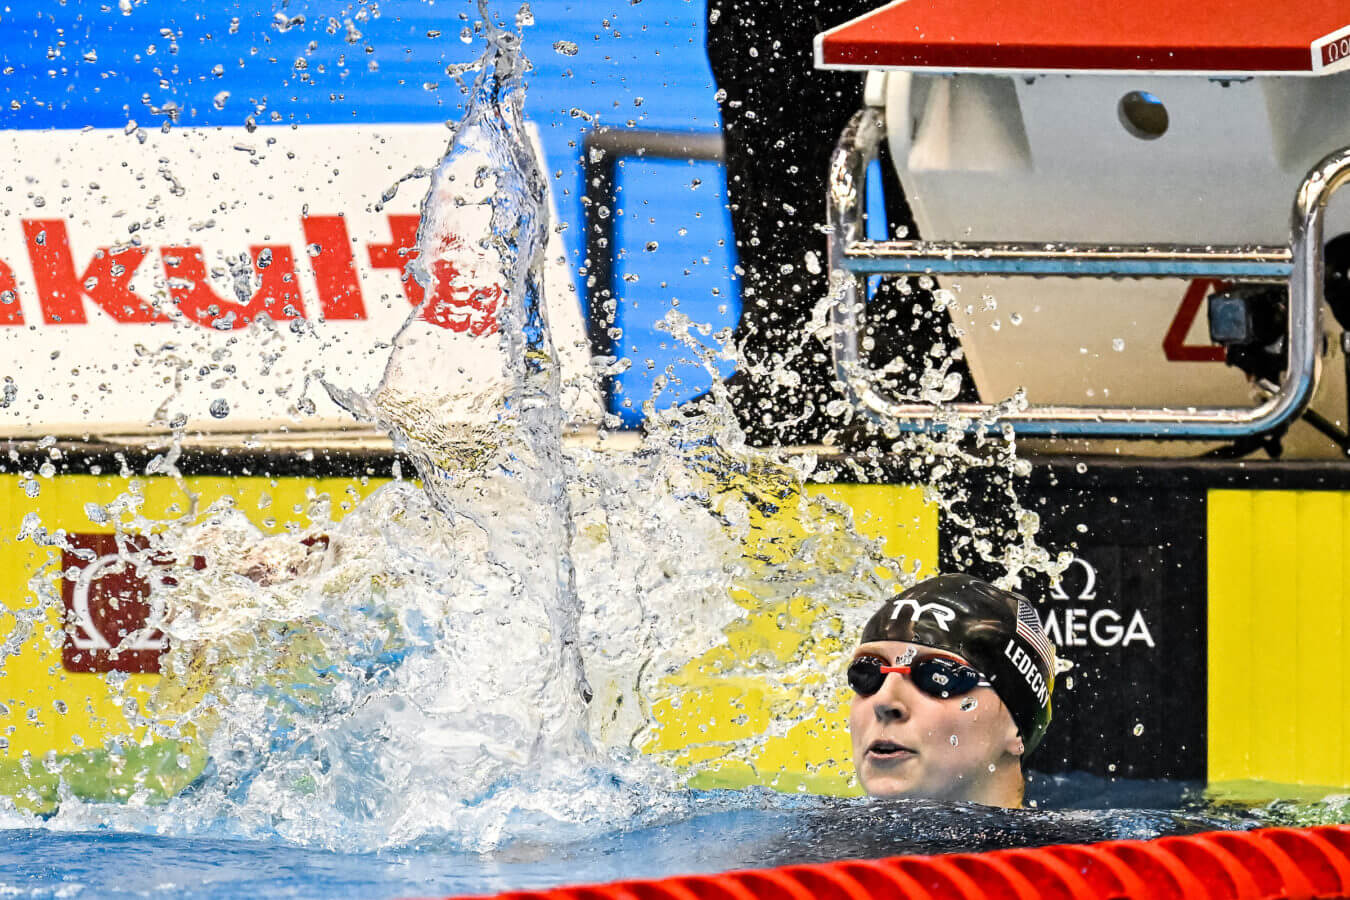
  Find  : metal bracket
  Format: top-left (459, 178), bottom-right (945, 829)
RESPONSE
top-left (826, 107), bottom-right (1350, 438)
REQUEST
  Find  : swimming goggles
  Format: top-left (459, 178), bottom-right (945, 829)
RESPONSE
top-left (847, 653), bottom-right (992, 700)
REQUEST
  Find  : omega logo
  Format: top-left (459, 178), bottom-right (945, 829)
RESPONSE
top-left (1043, 554), bottom-right (1155, 649)
top-left (58, 533), bottom-right (203, 674)
top-left (1050, 555), bottom-right (1098, 601)
top-left (1325, 36), bottom-right (1350, 67)
top-left (67, 553), bottom-right (167, 654)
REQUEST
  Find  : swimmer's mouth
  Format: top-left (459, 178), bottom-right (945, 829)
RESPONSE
top-left (867, 740), bottom-right (916, 759)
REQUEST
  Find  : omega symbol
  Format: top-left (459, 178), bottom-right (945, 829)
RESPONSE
top-left (68, 553), bottom-right (167, 653)
top-left (1050, 555), bottom-right (1098, 601)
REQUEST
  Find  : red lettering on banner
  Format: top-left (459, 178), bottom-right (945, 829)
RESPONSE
top-left (301, 214), bottom-right (366, 320)
top-left (429, 280), bottom-right (502, 335)
top-left (161, 245), bottom-right (306, 329)
top-left (1163, 279), bottom-right (1227, 363)
top-left (423, 235), bottom-right (500, 336)
top-left (23, 219), bottom-right (166, 325)
top-left (369, 214), bottom-right (497, 334)
top-left (0, 259), bottom-right (22, 325)
top-left (6, 217), bottom-right (514, 332)
top-left (367, 214), bottom-right (425, 308)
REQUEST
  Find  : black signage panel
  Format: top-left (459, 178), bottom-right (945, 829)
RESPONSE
top-left (939, 466), bottom-right (1207, 779)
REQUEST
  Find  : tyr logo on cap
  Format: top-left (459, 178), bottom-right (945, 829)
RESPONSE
top-left (888, 597), bottom-right (956, 631)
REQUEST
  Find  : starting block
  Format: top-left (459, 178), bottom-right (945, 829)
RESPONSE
top-left (816, 0), bottom-right (1350, 451)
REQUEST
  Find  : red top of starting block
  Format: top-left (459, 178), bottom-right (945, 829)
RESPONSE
top-left (814, 0), bottom-right (1350, 76)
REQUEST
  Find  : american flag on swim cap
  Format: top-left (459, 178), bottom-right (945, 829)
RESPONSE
top-left (1016, 599), bottom-right (1054, 670)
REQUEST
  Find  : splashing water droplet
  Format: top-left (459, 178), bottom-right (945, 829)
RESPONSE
top-left (209, 398), bottom-right (230, 419)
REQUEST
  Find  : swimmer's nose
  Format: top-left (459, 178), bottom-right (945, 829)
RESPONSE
top-left (872, 670), bottom-right (911, 722)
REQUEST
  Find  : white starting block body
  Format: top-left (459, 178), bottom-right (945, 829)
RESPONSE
top-left (818, 0), bottom-right (1350, 455)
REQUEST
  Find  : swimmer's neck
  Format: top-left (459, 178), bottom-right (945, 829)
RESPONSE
top-left (963, 758), bottom-right (1025, 808)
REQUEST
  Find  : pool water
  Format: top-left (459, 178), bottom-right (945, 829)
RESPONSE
top-left (8, 773), bottom-right (1350, 899)
top-left (0, 775), bottom-right (1281, 900)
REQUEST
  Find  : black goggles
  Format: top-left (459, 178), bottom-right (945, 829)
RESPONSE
top-left (847, 653), bottom-right (992, 700)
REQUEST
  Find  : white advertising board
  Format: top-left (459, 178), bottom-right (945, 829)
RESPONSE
top-left (0, 123), bottom-right (599, 439)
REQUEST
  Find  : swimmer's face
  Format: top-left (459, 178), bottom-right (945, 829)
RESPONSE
top-left (848, 640), bottom-right (1023, 805)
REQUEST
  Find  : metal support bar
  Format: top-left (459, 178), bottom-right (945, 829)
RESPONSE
top-left (826, 107), bottom-right (1350, 438)
top-left (840, 242), bottom-right (1292, 280)
top-left (580, 128), bottom-right (725, 410)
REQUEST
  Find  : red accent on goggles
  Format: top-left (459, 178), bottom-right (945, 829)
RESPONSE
top-left (848, 653), bottom-right (992, 699)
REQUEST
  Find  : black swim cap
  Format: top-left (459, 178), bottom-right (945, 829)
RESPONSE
top-left (860, 574), bottom-right (1054, 755)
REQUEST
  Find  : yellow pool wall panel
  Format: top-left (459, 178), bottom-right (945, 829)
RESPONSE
top-left (1, 473), bottom-right (938, 805)
top-left (1208, 489), bottom-right (1350, 788)
top-left (19, 475), bottom-right (1350, 797)
top-left (27, 474), bottom-right (1350, 795)
top-left (648, 482), bottom-right (939, 796)
top-left (0, 472), bottom-right (386, 811)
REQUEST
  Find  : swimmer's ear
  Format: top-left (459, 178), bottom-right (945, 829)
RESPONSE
top-left (1003, 719), bottom-right (1025, 758)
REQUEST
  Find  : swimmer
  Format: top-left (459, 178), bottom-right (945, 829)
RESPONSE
top-left (848, 574), bottom-right (1054, 808)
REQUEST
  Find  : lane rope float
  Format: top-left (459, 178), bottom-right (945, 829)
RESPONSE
top-left (430, 825), bottom-right (1350, 900)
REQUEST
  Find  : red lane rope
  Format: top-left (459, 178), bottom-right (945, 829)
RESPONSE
top-left (431, 826), bottom-right (1350, 900)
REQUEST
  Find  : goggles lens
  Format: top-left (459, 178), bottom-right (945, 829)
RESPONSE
top-left (847, 654), bottom-right (988, 699)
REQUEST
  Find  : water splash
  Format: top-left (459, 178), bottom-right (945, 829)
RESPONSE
top-left (325, 0), bottom-right (592, 763)
top-left (0, 1), bottom-right (1070, 855)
